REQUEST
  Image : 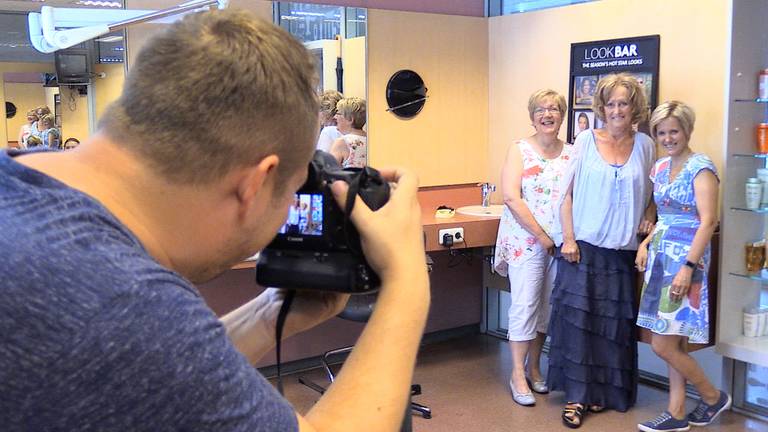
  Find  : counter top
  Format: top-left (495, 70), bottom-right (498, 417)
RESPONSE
top-left (422, 211), bottom-right (500, 252)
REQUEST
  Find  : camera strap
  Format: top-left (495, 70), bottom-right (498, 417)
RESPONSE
top-left (274, 289), bottom-right (296, 396)
top-left (343, 170), bottom-right (364, 257)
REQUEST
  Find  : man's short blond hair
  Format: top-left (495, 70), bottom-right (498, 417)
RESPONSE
top-left (98, 9), bottom-right (318, 186)
top-left (336, 97), bottom-right (366, 130)
top-left (527, 89), bottom-right (566, 121)
top-left (592, 73), bottom-right (648, 125)
top-left (649, 101), bottom-right (696, 140)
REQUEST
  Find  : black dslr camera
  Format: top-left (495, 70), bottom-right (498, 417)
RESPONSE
top-left (256, 151), bottom-right (390, 293)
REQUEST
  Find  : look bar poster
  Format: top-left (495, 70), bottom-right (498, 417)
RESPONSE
top-left (567, 35), bottom-right (660, 143)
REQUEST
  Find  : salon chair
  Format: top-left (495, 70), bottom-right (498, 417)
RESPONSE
top-left (298, 291), bottom-right (432, 428)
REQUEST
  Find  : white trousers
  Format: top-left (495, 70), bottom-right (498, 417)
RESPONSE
top-left (506, 250), bottom-right (557, 341)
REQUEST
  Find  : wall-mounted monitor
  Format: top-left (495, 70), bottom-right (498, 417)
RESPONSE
top-left (55, 42), bottom-right (94, 85)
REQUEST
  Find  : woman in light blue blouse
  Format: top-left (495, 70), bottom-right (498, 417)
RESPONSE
top-left (548, 73), bottom-right (656, 428)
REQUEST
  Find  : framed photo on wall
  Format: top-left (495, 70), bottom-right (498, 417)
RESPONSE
top-left (573, 75), bottom-right (597, 107)
top-left (566, 35), bottom-right (660, 143)
top-left (572, 110), bottom-right (595, 140)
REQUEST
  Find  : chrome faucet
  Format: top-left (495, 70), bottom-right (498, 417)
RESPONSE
top-left (479, 182), bottom-right (496, 208)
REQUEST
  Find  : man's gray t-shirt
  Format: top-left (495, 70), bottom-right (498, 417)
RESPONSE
top-left (0, 152), bottom-right (298, 431)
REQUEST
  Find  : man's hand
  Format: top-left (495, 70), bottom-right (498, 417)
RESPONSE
top-left (330, 168), bottom-right (425, 282)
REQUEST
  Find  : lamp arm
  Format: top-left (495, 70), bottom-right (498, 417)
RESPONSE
top-left (28, 0), bottom-right (228, 53)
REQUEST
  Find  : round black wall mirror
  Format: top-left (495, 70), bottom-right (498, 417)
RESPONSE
top-left (386, 70), bottom-right (427, 119)
top-left (5, 102), bottom-right (17, 119)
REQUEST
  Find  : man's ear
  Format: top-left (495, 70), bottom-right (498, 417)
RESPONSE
top-left (235, 155), bottom-right (280, 214)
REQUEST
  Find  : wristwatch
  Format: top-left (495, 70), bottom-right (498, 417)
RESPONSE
top-left (684, 260), bottom-right (697, 270)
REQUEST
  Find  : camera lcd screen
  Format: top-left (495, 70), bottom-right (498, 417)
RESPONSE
top-left (279, 193), bottom-right (323, 236)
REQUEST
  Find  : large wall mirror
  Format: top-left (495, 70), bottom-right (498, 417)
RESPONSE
top-left (274, 1), bottom-right (368, 164)
top-left (0, 0), bottom-right (366, 158)
top-left (0, 3), bottom-right (126, 149)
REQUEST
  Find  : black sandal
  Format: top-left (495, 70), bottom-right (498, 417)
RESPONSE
top-left (562, 403), bottom-right (586, 429)
top-left (588, 405), bottom-right (604, 413)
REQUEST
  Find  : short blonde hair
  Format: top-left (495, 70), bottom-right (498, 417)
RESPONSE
top-left (35, 106), bottom-right (51, 117)
top-left (592, 73), bottom-right (648, 124)
top-left (319, 90), bottom-right (343, 118)
top-left (649, 101), bottom-right (695, 140)
top-left (39, 114), bottom-right (55, 128)
top-left (527, 89), bottom-right (566, 121)
top-left (336, 97), bottom-right (366, 129)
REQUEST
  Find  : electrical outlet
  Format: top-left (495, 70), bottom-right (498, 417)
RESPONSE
top-left (438, 228), bottom-right (465, 246)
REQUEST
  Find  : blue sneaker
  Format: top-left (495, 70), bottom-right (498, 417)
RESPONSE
top-left (687, 390), bottom-right (732, 426)
top-left (638, 411), bottom-right (690, 432)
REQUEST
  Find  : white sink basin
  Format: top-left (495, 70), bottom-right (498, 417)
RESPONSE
top-left (456, 204), bottom-right (505, 217)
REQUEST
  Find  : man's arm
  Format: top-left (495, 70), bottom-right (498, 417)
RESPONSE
top-left (298, 167), bottom-right (430, 432)
top-left (222, 289), bottom-right (348, 364)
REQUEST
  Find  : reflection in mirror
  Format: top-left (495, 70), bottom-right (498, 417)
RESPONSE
top-left (0, 4), bottom-right (126, 149)
top-left (274, 2), bottom-right (367, 166)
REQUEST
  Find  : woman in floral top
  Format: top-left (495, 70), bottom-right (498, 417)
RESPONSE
top-left (330, 97), bottom-right (367, 168)
top-left (493, 89), bottom-right (573, 406)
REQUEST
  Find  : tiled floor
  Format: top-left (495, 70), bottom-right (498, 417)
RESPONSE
top-left (278, 334), bottom-right (768, 431)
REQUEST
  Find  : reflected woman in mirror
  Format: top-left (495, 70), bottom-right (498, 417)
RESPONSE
top-left (316, 90), bottom-right (343, 152)
top-left (30, 105), bottom-right (51, 139)
top-left (38, 115), bottom-right (60, 149)
top-left (493, 89), bottom-right (573, 407)
top-left (330, 96), bottom-right (367, 168)
top-left (635, 101), bottom-right (728, 432)
top-left (18, 110), bottom-right (38, 149)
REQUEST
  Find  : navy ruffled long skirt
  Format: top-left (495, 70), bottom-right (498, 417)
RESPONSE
top-left (546, 241), bottom-right (638, 412)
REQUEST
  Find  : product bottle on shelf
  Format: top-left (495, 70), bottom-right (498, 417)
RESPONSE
top-left (759, 123), bottom-right (768, 154)
top-left (746, 177), bottom-right (763, 209)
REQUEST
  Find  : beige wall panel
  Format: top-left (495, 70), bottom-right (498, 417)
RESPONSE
top-left (342, 36), bottom-right (366, 100)
top-left (4, 83), bottom-right (46, 144)
top-left (488, 0), bottom-right (730, 201)
top-left (368, 9), bottom-right (489, 187)
top-left (58, 87), bottom-right (90, 142)
top-left (93, 63), bottom-right (126, 122)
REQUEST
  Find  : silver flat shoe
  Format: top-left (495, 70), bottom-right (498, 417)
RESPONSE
top-left (526, 377), bottom-right (549, 394)
top-left (509, 379), bottom-right (536, 406)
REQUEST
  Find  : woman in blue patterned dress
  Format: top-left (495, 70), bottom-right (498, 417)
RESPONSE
top-left (635, 101), bottom-right (730, 432)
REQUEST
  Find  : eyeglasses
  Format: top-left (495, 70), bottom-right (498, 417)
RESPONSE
top-left (533, 107), bottom-right (561, 116)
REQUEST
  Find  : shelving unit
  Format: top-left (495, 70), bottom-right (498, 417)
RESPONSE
top-left (716, 1), bottom-right (768, 368)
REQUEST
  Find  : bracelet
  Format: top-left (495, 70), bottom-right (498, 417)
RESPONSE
top-left (684, 260), bottom-right (697, 270)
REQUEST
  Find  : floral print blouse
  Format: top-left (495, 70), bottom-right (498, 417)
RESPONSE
top-left (493, 140), bottom-right (573, 275)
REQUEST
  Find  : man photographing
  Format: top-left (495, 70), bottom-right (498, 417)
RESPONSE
top-left (0, 9), bottom-right (430, 432)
